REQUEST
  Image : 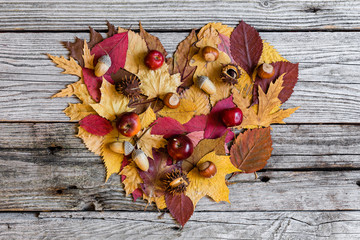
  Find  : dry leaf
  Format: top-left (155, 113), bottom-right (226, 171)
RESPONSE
top-left (143, 194), bottom-right (166, 210)
top-left (234, 74), bottom-right (298, 128)
top-left (181, 85), bottom-right (211, 115)
top-left (101, 127), bottom-right (131, 181)
top-left (165, 192), bottom-right (194, 227)
top-left (124, 30), bottom-right (148, 74)
top-left (186, 151), bottom-right (240, 206)
top-left (77, 126), bottom-right (104, 156)
top-left (91, 80), bottom-right (133, 121)
top-left (136, 129), bottom-right (167, 159)
top-left (158, 99), bottom-right (196, 124)
top-left (53, 79), bottom-right (95, 105)
top-left (64, 103), bottom-right (96, 121)
top-left (139, 107), bottom-right (157, 129)
top-left (230, 127), bottom-right (273, 173)
top-left (120, 161), bottom-right (143, 196)
top-left (259, 41), bottom-right (288, 64)
top-left (209, 78), bottom-right (233, 106)
top-left (83, 40), bottom-right (95, 69)
top-left (138, 64), bottom-right (181, 99)
top-left (190, 27), bottom-right (231, 79)
top-left (198, 22), bottom-right (233, 38)
top-left (139, 22), bottom-right (168, 57)
top-left (48, 54), bottom-right (82, 77)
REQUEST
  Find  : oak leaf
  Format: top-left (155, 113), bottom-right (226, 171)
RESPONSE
top-left (47, 54), bottom-right (82, 77)
top-left (79, 114), bottom-right (113, 136)
top-left (87, 26), bottom-right (104, 49)
top-left (64, 103), bottom-right (96, 121)
top-left (165, 192), bottom-right (194, 227)
top-left (54, 80), bottom-right (95, 105)
top-left (170, 29), bottom-right (198, 90)
top-left (138, 64), bottom-right (181, 99)
top-left (120, 161), bottom-right (143, 196)
top-left (230, 21), bottom-right (263, 76)
top-left (106, 21), bottom-right (117, 38)
top-left (186, 151), bottom-right (240, 206)
top-left (124, 30), bottom-right (148, 74)
top-left (83, 41), bottom-right (95, 69)
top-left (77, 126), bottom-right (104, 156)
top-left (230, 127), bottom-right (273, 173)
top-left (91, 80), bottom-right (134, 121)
top-left (62, 37), bottom-right (85, 67)
top-left (139, 22), bottom-right (167, 57)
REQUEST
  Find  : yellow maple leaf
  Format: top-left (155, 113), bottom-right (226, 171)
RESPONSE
top-left (83, 40), bottom-right (95, 69)
top-left (234, 74), bottom-right (299, 129)
top-left (119, 161), bottom-right (143, 196)
top-left (143, 194), bottom-right (166, 210)
top-left (124, 30), bottom-right (148, 74)
top-left (259, 41), bottom-right (288, 64)
top-left (48, 54), bottom-right (82, 77)
top-left (91, 80), bottom-right (133, 121)
top-left (52, 83), bottom-right (75, 98)
top-left (64, 103), bottom-right (96, 121)
top-left (77, 126), bottom-right (104, 156)
top-left (136, 129), bottom-right (167, 159)
top-left (198, 22), bottom-right (233, 38)
top-left (186, 151), bottom-right (240, 206)
top-left (138, 64), bottom-right (181, 99)
top-left (139, 107), bottom-right (156, 129)
top-left (158, 85), bottom-right (210, 124)
top-left (101, 127), bottom-right (132, 181)
top-left (190, 27), bottom-right (231, 80)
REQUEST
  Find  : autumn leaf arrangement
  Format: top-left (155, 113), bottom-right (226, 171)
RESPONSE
top-left (49, 21), bottom-right (299, 227)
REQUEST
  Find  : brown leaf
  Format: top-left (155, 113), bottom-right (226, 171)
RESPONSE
top-left (139, 22), bottom-right (167, 57)
top-left (230, 21), bottom-right (263, 76)
top-left (87, 26), bottom-right (104, 49)
top-left (182, 133), bottom-right (228, 172)
top-left (171, 29), bottom-right (198, 90)
top-left (230, 127), bottom-right (273, 173)
top-left (165, 192), bottom-right (194, 227)
top-left (62, 37), bottom-right (84, 67)
top-left (106, 21), bottom-right (117, 38)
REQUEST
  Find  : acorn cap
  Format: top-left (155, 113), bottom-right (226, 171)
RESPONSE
top-left (98, 54), bottom-right (112, 65)
top-left (123, 141), bottom-right (135, 156)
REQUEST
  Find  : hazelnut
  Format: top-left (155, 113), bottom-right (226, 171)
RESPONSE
top-left (202, 46), bottom-right (219, 62)
top-left (94, 54), bottom-right (111, 77)
top-left (198, 161), bottom-right (217, 178)
top-left (163, 93), bottom-right (180, 109)
top-left (257, 63), bottom-right (275, 79)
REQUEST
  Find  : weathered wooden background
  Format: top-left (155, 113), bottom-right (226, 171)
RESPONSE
top-left (1, 0), bottom-right (360, 239)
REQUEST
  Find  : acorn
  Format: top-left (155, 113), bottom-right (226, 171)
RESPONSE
top-left (94, 54), bottom-right (112, 77)
top-left (221, 64), bottom-right (241, 85)
top-left (198, 161), bottom-right (217, 178)
top-left (163, 93), bottom-right (180, 109)
top-left (132, 149), bottom-right (149, 171)
top-left (202, 46), bottom-right (219, 62)
top-left (109, 141), bottom-right (134, 156)
top-left (257, 63), bottom-right (275, 79)
top-left (197, 76), bottom-right (216, 95)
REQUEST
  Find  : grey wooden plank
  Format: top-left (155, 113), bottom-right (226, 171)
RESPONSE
top-left (0, 0), bottom-right (360, 31)
top-left (1, 211), bottom-right (360, 239)
top-left (1, 32), bottom-right (360, 122)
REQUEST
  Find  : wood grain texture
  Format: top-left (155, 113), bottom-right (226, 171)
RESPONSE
top-left (1, 211), bottom-right (360, 239)
top-left (1, 122), bottom-right (360, 211)
top-left (0, 0), bottom-right (360, 31)
top-left (1, 32), bottom-right (360, 122)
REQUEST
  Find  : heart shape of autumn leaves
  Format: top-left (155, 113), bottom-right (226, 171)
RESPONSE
top-left (49, 21), bottom-right (299, 227)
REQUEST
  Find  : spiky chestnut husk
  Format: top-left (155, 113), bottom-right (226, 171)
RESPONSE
top-left (221, 64), bottom-right (241, 85)
top-left (163, 169), bottom-right (189, 195)
top-left (116, 75), bottom-right (141, 101)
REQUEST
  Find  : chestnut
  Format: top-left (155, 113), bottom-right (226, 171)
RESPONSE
top-left (198, 161), bottom-right (217, 178)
